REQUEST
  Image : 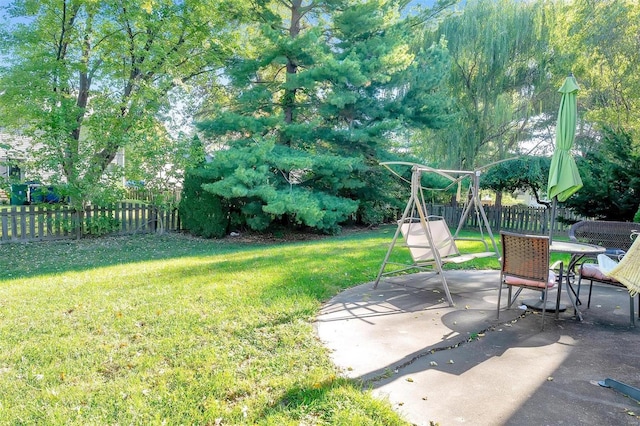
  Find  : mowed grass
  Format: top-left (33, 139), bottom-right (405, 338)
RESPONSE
top-left (0, 227), bottom-right (412, 425)
top-left (0, 225), bottom-right (516, 424)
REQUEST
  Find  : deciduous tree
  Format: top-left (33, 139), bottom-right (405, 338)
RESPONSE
top-left (0, 0), bottom-right (244, 208)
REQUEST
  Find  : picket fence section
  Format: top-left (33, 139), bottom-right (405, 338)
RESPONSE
top-left (1, 202), bottom-right (583, 244)
top-left (0, 203), bottom-right (181, 244)
top-left (426, 204), bottom-right (584, 236)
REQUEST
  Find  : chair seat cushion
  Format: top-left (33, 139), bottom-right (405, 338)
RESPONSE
top-left (504, 270), bottom-right (556, 288)
top-left (580, 263), bottom-right (619, 283)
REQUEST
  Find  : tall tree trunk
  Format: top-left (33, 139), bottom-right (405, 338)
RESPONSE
top-left (283, 0), bottom-right (302, 130)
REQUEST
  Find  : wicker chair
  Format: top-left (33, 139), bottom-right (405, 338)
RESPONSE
top-left (497, 232), bottom-right (562, 330)
top-left (569, 220), bottom-right (639, 256)
top-left (577, 232), bottom-right (640, 326)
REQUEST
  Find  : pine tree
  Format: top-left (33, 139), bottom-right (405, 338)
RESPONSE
top-left (195, 0), bottom-right (451, 234)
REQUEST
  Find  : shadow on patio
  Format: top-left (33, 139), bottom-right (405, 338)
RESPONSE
top-left (315, 270), bottom-right (640, 425)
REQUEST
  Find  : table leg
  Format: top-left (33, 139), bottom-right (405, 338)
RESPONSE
top-left (565, 255), bottom-right (583, 321)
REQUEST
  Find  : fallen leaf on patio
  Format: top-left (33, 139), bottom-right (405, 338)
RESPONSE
top-left (406, 378), bottom-right (414, 382)
top-left (547, 376), bottom-right (554, 381)
top-left (447, 360), bottom-right (454, 364)
top-left (478, 333), bottom-right (485, 337)
top-left (422, 396), bottom-right (428, 400)
top-left (430, 361), bottom-right (438, 366)
top-left (465, 305), bottom-right (470, 309)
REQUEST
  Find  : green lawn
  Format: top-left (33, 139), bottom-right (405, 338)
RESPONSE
top-left (0, 226), bottom-right (564, 424)
top-left (0, 227), bottom-right (413, 425)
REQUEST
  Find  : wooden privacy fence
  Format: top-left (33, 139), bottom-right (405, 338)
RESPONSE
top-left (0, 203), bottom-right (181, 244)
top-left (426, 204), bottom-right (585, 236)
top-left (1, 202), bottom-right (584, 244)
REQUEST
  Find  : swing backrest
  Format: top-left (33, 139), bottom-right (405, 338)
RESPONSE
top-left (400, 216), bottom-right (460, 263)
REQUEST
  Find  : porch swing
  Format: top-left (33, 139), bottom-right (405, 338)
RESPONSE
top-left (373, 162), bottom-right (499, 306)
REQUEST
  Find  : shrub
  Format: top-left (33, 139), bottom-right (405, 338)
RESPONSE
top-left (84, 214), bottom-right (121, 236)
top-left (179, 169), bottom-right (228, 238)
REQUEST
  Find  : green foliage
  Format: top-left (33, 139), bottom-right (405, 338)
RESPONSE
top-left (179, 168), bottom-right (228, 238)
top-left (194, 0), bottom-right (452, 234)
top-left (45, 211), bottom-right (121, 236)
top-left (424, 0), bottom-right (556, 169)
top-left (557, 0), bottom-right (640, 145)
top-left (84, 214), bottom-right (121, 236)
top-left (566, 128), bottom-right (640, 221)
top-left (0, 0), bottom-right (245, 208)
top-left (196, 139), bottom-right (362, 234)
top-left (481, 156), bottom-right (551, 206)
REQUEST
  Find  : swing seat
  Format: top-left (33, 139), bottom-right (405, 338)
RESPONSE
top-left (401, 216), bottom-right (496, 266)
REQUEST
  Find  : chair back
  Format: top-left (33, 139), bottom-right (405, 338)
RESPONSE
top-left (608, 233), bottom-right (640, 296)
top-left (500, 231), bottom-right (550, 283)
top-left (400, 216), bottom-right (459, 262)
top-left (569, 220), bottom-right (638, 252)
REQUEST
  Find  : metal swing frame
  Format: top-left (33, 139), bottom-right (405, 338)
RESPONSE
top-left (374, 162), bottom-right (499, 306)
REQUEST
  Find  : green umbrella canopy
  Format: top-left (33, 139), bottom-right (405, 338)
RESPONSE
top-left (547, 75), bottom-right (582, 202)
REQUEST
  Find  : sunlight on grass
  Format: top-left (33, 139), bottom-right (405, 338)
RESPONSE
top-left (1, 227), bottom-right (562, 424)
top-left (0, 230), bottom-right (406, 425)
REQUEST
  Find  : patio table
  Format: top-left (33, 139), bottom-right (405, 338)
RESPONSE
top-left (550, 241), bottom-right (606, 321)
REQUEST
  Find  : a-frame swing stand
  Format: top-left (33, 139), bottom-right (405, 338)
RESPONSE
top-left (374, 162), bottom-right (499, 306)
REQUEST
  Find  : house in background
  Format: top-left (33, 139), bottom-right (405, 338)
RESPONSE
top-left (0, 130), bottom-right (66, 204)
top-left (0, 131), bottom-right (31, 181)
top-left (0, 131), bottom-right (34, 203)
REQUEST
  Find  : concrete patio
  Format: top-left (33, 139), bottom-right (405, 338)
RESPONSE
top-left (315, 270), bottom-right (640, 425)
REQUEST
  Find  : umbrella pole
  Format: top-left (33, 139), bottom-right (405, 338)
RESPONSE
top-left (526, 195), bottom-right (568, 312)
top-left (549, 197), bottom-right (558, 245)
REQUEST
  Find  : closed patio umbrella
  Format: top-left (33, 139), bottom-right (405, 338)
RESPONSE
top-left (548, 74), bottom-right (582, 242)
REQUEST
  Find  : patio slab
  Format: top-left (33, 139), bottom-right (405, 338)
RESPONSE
top-left (315, 270), bottom-right (640, 425)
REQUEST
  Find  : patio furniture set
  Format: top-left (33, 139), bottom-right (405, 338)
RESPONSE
top-left (497, 220), bottom-right (640, 329)
top-left (375, 162), bottom-right (640, 330)
top-left (499, 222), bottom-right (639, 329)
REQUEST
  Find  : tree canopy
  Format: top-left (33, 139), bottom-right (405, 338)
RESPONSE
top-left (2, 0), bottom-right (639, 232)
top-left (191, 0), bottom-right (454, 233)
top-left (0, 0), bottom-right (245, 207)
